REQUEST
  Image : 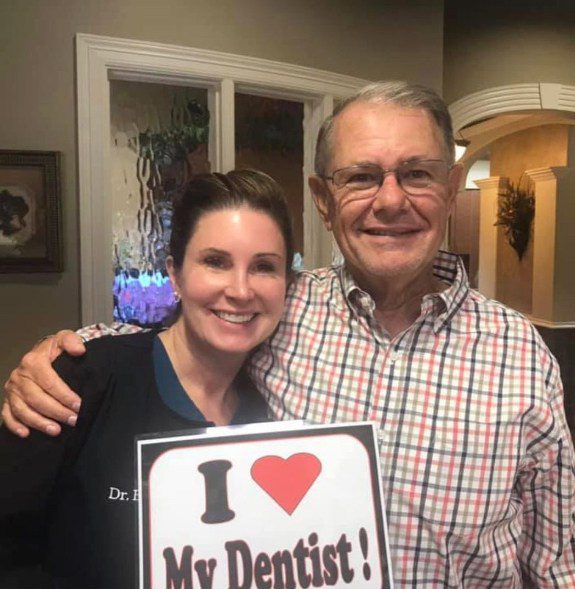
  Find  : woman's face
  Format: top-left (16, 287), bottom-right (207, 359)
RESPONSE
top-left (168, 206), bottom-right (288, 359)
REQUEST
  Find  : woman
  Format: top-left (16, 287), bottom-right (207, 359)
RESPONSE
top-left (0, 170), bottom-right (294, 588)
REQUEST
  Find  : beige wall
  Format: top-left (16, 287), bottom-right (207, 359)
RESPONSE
top-left (490, 125), bottom-right (569, 181)
top-left (443, 2), bottom-right (575, 103)
top-left (0, 0), bottom-right (444, 388)
top-left (489, 125), bottom-right (569, 313)
top-left (450, 188), bottom-right (480, 286)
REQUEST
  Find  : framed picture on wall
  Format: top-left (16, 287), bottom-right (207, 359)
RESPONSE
top-left (0, 150), bottom-right (62, 272)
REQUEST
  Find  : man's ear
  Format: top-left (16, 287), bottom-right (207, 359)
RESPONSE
top-left (309, 175), bottom-right (333, 231)
top-left (446, 163), bottom-right (464, 214)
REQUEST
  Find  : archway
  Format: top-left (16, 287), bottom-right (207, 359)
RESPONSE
top-left (447, 83), bottom-right (575, 326)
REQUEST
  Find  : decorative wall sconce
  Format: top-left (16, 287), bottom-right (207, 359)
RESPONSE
top-left (495, 182), bottom-right (535, 261)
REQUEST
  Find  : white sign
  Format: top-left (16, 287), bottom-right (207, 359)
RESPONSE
top-left (136, 422), bottom-right (393, 589)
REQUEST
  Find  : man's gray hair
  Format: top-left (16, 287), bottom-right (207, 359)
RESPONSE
top-left (314, 81), bottom-right (455, 176)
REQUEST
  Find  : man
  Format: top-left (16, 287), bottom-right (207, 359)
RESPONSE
top-left (4, 81), bottom-right (575, 587)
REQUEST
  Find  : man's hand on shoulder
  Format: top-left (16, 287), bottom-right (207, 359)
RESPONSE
top-left (2, 330), bottom-right (85, 438)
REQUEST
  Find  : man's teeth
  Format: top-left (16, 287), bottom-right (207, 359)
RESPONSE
top-left (214, 311), bottom-right (255, 324)
top-left (366, 229), bottom-right (413, 236)
top-left (367, 229), bottom-right (396, 236)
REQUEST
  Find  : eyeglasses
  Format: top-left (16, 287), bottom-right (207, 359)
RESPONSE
top-left (321, 160), bottom-right (453, 197)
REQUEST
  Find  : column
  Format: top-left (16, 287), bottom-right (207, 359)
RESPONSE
top-left (526, 166), bottom-right (575, 324)
top-left (475, 177), bottom-right (508, 300)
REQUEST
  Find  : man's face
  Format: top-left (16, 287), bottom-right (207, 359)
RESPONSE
top-left (310, 102), bottom-right (461, 294)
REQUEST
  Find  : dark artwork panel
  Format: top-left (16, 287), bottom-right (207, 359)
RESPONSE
top-left (0, 150), bottom-right (62, 273)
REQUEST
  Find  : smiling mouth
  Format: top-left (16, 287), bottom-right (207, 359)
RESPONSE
top-left (363, 228), bottom-right (418, 236)
top-left (213, 310), bottom-right (257, 324)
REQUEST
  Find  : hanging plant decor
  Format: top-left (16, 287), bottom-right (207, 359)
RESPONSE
top-left (495, 182), bottom-right (535, 261)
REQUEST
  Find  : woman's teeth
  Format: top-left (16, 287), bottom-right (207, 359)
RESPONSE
top-left (214, 311), bottom-right (255, 324)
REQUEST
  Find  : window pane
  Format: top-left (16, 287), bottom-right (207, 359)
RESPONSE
top-left (235, 93), bottom-right (304, 266)
top-left (110, 80), bottom-right (210, 326)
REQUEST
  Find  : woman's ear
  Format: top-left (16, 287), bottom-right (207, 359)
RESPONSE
top-left (166, 256), bottom-right (179, 294)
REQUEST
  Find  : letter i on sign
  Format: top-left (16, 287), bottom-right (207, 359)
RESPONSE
top-left (197, 460), bottom-right (235, 524)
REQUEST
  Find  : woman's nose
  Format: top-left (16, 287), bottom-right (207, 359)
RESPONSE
top-left (225, 270), bottom-right (254, 300)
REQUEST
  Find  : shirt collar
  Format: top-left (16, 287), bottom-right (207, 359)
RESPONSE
top-left (338, 250), bottom-right (469, 332)
top-left (338, 264), bottom-right (375, 317)
top-left (429, 250), bottom-right (469, 332)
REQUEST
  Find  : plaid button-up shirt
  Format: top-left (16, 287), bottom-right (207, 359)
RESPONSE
top-left (249, 250), bottom-right (575, 588)
top-left (84, 251), bottom-right (575, 588)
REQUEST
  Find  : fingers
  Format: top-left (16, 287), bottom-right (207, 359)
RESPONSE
top-left (2, 395), bottom-right (63, 437)
top-left (2, 333), bottom-right (83, 436)
top-left (1, 400), bottom-right (30, 438)
top-left (54, 329), bottom-right (86, 358)
top-left (4, 367), bottom-right (78, 432)
top-left (19, 343), bottom-right (83, 413)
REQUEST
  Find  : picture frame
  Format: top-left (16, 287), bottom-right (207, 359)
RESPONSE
top-left (0, 150), bottom-right (62, 272)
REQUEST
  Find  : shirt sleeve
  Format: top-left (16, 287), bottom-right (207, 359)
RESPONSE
top-left (0, 426), bottom-right (71, 580)
top-left (76, 321), bottom-right (144, 341)
top-left (517, 353), bottom-right (575, 588)
top-left (0, 345), bottom-right (112, 582)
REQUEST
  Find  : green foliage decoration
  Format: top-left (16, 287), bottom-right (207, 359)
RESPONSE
top-left (138, 99), bottom-right (210, 166)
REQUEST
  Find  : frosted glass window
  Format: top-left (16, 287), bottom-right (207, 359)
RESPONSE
top-left (110, 80), bottom-right (210, 326)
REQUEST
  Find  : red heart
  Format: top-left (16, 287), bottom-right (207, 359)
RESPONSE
top-left (250, 453), bottom-right (322, 515)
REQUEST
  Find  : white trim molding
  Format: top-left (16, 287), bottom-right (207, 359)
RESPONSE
top-left (449, 83), bottom-right (575, 133)
top-left (526, 317), bottom-right (575, 330)
top-left (76, 34), bottom-right (369, 324)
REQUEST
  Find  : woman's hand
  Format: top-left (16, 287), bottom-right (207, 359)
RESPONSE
top-left (2, 330), bottom-right (86, 437)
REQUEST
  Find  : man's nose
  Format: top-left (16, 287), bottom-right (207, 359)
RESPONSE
top-left (371, 171), bottom-right (408, 216)
top-left (225, 270), bottom-right (254, 300)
